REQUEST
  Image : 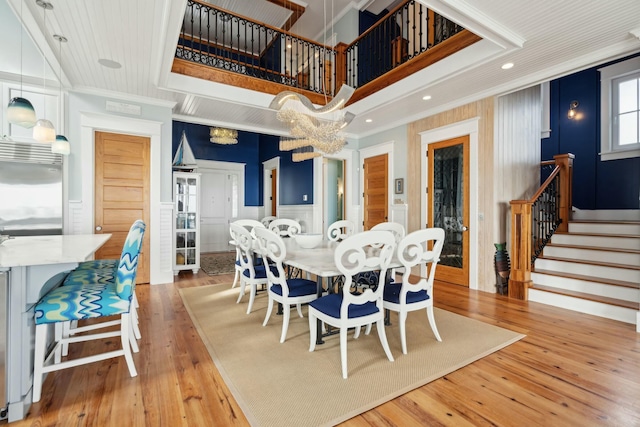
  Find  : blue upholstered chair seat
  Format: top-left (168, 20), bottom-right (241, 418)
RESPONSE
top-left (34, 282), bottom-right (130, 325)
top-left (309, 293), bottom-right (379, 319)
top-left (383, 282), bottom-right (429, 304)
top-left (74, 259), bottom-right (118, 271)
top-left (270, 278), bottom-right (316, 297)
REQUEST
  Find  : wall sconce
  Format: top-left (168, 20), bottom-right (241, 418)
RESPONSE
top-left (567, 100), bottom-right (579, 119)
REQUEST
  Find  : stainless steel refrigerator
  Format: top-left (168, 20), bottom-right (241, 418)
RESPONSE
top-left (0, 141), bottom-right (63, 236)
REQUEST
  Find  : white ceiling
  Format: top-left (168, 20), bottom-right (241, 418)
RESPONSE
top-left (4, 0), bottom-right (640, 139)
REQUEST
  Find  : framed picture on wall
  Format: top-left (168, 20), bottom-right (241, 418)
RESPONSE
top-left (395, 178), bottom-right (404, 194)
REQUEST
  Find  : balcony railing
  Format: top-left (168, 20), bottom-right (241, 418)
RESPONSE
top-left (177, 0), bottom-right (337, 96)
top-left (174, 0), bottom-right (475, 103)
top-left (344, 0), bottom-right (464, 89)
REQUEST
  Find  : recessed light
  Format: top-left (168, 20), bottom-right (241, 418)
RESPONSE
top-left (501, 62), bottom-right (514, 70)
top-left (98, 58), bottom-right (122, 69)
top-left (422, 95), bottom-right (432, 100)
top-left (365, 119), bottom-right (372, 123)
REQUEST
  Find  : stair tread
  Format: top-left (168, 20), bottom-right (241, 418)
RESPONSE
top-left (532, 268), bottom-right (640, 289)
top-left (531, 284), bottom-right (639, 310)
top-left (570, 220), bottom-right (640, 224)
top-left (555, 231), bottom-right (640, 239)
top-left (546, 243), bottom-right (640, 254)
top-left (538, 255), bottom-right (640, 270)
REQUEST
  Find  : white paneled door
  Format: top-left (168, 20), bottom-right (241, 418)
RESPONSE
top-left (199, 168), bottom-right (239, 253)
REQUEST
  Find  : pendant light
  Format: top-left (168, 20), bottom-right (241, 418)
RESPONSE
top-left (33, 0), bottom-right (56, 143)
top-left (7, 0), bottom-right (37, 128)
top-left (51, 34), bottom-right (70, 155)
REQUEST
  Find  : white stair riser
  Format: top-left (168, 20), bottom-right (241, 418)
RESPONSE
top-left (543, 246), bottom-right (640, 265)
top-left (572, 210), bottom-right (640, 222)
top-left (529, 290), bottom-right (637, 325)
top-left (551, 234), bottom-right (640, 250)
top-left (569, 222), bottom-right (640, 236)
top-left (531, 272), bottom-right (640, 302)
top-left (535, 258), bottom-right (640, 283)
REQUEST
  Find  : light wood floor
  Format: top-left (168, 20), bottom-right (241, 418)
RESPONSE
top-left (7, 271), bottom-right (640, 426)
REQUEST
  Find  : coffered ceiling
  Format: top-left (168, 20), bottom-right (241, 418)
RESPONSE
top-left (3, 0), bottom-right (640, 139)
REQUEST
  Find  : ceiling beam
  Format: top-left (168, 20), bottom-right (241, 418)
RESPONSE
top-left (266, 0), bottom-right (306, 31)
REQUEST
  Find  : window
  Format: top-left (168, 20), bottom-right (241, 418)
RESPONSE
top-left (599, 57), bottom-right (640, 161)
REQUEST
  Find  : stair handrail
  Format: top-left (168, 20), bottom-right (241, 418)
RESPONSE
top-left (508, 153), bottom-right (574, 300)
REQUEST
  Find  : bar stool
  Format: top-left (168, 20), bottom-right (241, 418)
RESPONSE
top-left (32, 221), bottom-right (145, 402)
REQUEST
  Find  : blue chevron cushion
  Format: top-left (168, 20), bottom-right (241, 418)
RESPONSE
top-left (34, 282), bottom-right (130, 325)
top-left (74, 259), bottom-right (118, 271)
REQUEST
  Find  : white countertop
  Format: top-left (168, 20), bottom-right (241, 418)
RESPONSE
top-left (0, 234), bottom-right (112, 268)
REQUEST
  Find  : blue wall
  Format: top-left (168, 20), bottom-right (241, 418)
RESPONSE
top-left (542, 54), bottom-right (640, 209)
top-left (172, 121), bottom-right (314, 206)
top-left (258, 134), bottom-right (314, 206)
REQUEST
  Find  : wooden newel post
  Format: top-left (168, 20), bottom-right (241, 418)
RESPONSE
top-left (508, 200), bottom-right (533, 299)
top-left (554, 153), bottom-right (574, 232)
top-left (334, 42), bottom-right (347, 95)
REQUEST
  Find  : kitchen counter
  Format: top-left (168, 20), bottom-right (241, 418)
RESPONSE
top-left (0, 234), bottom-right (111, 267)
top-left (0, 234), bottom-right (111, 422)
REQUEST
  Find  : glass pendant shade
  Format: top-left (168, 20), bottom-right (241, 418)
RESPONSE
top-left (7, 97), bottom-right (37, 128)
top-left (52, 135), bottom-right (70, 155)
top-left (33, 119), bottom-right (56, 143)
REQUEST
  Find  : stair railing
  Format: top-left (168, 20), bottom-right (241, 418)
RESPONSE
top-left (508, 153), bottom-right (574, 300)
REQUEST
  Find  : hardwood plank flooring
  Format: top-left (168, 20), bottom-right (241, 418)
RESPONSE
top-left (7, 271), bottom-right (639, 427)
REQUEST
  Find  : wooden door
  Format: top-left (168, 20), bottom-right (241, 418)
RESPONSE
top-left (200, 169), bottom-right (238, 253)
top-left (427, 136), bottom-right (469, 286)
top-left (95, 131), bottom-right (150, 283)
top-left (271, 169), bottom-right (277, 216)
top-left (363, 153), bottom-right (388, 230)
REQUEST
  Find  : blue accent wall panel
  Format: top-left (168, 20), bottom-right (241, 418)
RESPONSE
top-left (543, 54), bottom-right (640, 209)
top-left (173, 121), bottom-right (314, 207)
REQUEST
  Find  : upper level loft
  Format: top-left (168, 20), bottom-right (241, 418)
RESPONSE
top-left (171, 0), bottom-right (481, 107)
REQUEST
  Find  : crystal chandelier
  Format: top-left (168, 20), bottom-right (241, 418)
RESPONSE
top-left (210, 127), bottom-right (238, 144)
top-left (270, 85), bottom-right (355, 155)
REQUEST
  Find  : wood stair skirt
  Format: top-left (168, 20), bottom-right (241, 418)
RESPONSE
top-left (528, 210), bottom-right (640, 332)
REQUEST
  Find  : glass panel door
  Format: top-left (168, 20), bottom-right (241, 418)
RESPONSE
top-left (428, 136), bottom-right (469, 286)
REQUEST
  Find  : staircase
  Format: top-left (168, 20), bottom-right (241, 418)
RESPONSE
top-left (528, 210), bottom-right (640, 332)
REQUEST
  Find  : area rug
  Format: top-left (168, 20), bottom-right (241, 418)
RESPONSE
top-left (200, 252), bottom-right (236, 275)
top-left (179, 284), bottom-right (524, 427)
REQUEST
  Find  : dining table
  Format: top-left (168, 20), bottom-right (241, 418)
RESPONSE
top-left (0, 233), bottom-right (111, 422)
top-left (282, 237), bottom-right (401, 345)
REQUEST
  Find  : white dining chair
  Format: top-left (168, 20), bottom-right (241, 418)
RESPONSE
top-left (383, 228), bottom-right (445, 354)
top-left (308, 230), bottom-right (396, 379)
top-left (371, 221), bottom-right (406, 277)
top-left (268, 218), bottom-right (302, 237)
top-left (260, 215), bottom-right (277, 227)
top-left (327, 219), bottom-right (355, 242)
top-left (254, 227), bottom-right (318, 343)
top-left (230, 223), bottom-right (269, 314)
top-left (230, 219), bottom-right (266, 288)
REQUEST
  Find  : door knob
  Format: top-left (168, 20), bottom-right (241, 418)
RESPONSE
top-left (462, 225), bottom-right (469, 232)
top-left (95, 226), bottom-right (102, 231)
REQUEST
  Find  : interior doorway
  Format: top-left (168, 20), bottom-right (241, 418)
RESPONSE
top-left (427, 136), bottom-right (470, 286)
top-left (94, 131), bottom-right (150, 284)
top-left (263, 157), bottom-right (280, 218)
top-left (323, 158), bottom-right (345, 231)
top-left (198, 160), bottom-right (245, 253)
